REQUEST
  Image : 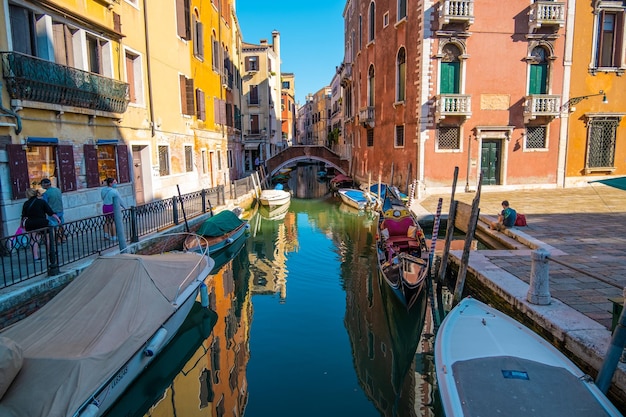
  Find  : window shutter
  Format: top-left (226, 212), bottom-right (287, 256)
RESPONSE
top-left (196, 89), bottom-right (206, 120)
top-left (244, 56), bottom-right (250, 71)
top-left (220, 99), bottom-right (226, 125)
top-left (176, 0), bottom-right (191, 40)
top-left (117, 145), bottom-right (130, 184)
top-left (180, 74), bottom-right (188, 114)
top-left (57, 145), bottom-right (76, 192)
top-left (197, 22), bottom-right (204, 59)
top-left (6, 144), bottom-right (30, 199)
top-left (113, 12), bottom-right (121, 33)
top-left (192, 15), bottom-right (199, 56)
top-left (214, 97), bottom-right (220, 123)
top-left (84, 145), bottom-right (100, 188)
top-left (614, 12), bottom-right (624, 65)
top-left (186, 78), bottom-right (195, 115)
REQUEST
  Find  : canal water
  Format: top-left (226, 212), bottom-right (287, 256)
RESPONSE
top-left (105, 165), bottom-right (444, 417)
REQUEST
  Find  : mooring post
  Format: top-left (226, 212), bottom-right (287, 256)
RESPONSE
top-left (596, 287), bottom-right (626, 393)
top-left (527, 248), bottom-right (551, 305)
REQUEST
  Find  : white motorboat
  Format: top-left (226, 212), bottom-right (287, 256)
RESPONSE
top-left (435, 297), bottom-right (622, 417)
top-left (337, 188), bottom-right (380, 211)
top-left (259, 188), bottom-right (291, 207)
top-left (0, 233), bottom-right (214, 417)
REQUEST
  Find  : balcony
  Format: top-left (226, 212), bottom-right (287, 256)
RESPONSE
top-left (439, 0), bottom-right (474, 29)
top-left (435, 94), bottom-right (471, 120)
top-left (523, 95), bottom-right (561, 122)
top-left (340, 63), bottom-right (352, 87)
top-left (1, 51), bottom-right (129, 114)
top-left (359, 106), bottom-right (375, 128)
top-left (529, 1), bottom-right (565, 31)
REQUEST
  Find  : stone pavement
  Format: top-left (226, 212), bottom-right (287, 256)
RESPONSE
top-left (415, 182), bottom-right (626, 329)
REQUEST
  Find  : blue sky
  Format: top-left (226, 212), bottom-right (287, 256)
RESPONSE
top-left (236, 1), bottom-right (345, 105)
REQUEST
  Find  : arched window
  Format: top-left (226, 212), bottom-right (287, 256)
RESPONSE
top-left (440, 43), bottom-right (461, 94)
top-left (368, 65), bottom-right (375, 106)
top-left (529, 46), bottom-right (548, 94)
top-left (368, 2), bottom-right (375, 42)
top-left (397, 47), bottom-right (406, 101)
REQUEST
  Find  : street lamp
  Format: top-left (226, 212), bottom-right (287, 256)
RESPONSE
top-left (560, 90), bottom-right (607, 112)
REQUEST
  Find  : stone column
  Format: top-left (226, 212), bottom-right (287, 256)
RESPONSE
top-left (527, 248), bottom-right (551, 305)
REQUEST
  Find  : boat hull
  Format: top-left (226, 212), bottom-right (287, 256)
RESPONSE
top-left (435, 298), bottom-right (622, 417)
top-left (259, 189), bottom-right (291, 207)
top-left (183, 221), bottom-right (248, 253)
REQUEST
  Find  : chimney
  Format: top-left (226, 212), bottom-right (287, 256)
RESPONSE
top-left (272, 30), bottom-right (280, 58)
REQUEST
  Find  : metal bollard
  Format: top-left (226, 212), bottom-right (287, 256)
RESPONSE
top-left (527, 248), bottom-right (551, 305)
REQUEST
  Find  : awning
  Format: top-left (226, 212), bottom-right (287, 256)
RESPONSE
top-left (244, 142), bottom-right (260, 150)
top-left (96, 139), bottom-right (119, 145)
top-left (27, 137), bottom-right (58, 144)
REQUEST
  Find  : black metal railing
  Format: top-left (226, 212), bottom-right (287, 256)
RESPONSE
top-left (0, 184), bottom-right (237, 288)
top-left (1, 51), bottom-right (129, 113)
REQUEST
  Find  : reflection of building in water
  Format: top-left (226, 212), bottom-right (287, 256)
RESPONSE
top-left (143, 254), bottom-right (252, 417)
top-left (249, 210), bottom-right (297, 300)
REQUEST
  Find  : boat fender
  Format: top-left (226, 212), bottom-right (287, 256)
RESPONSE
top-left (226, 237), bottom-right (233, 244)
top-left (244, 223), bottom-right (250, 229)
top-left (78, 403), bottom-right (100, 417)
top-left (144, 328), bottom-right (168, 357)
top-left (200, 282), bottom-right (209, 308)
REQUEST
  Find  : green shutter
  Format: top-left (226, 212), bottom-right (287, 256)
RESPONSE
top-left (529, 64), bottom-right (547, 94)
top-left (440, 62), bottom-right (460, 94)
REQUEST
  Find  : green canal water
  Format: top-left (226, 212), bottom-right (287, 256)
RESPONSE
top-left (105, 167), bottom-right (444, 417)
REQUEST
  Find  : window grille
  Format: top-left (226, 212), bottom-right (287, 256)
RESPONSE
top-left (158, 146), bottom-right (170, 176)
top-left (367, 129), bottom-right (374, 147)
top-left (526, 126), bottom-right (547, 149)
top-left (184, 146), bottom-right (193, 172)
top-left (395, 125), bottom-right (405, 147)
top-left (587, 118), bottom-right (618, 168)
top-left (438, 126), bottom-right (460, 149)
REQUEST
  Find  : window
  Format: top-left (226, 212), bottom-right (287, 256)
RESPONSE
top-left (176, 0), bottom-right (191, 40)
top-left (250, 114), bottom-right (260, 134)
top-left (586, 117), bottom-right (619, 169)
top-left (438, 126), bottom-right (461, 150)
top-left (184, 146), bottom-right (193, 172)
top-left (125, 50), bottom-right (144, 105)
top-left (368, 65), bottom-right (375, 107)
top-left (179, 75), bottom-right (194, 115)
top-left (212, 35), bottom-right (219, 71)
top-left (249, 85), bottom-right (259, 105)
top-left (83, 143), bottom-right (129, 188)
top-left (282, 81), bottom-right (291, 89)
top-left (397, 47), bottom-right (406, 102)
top-left (217, 150), bottom-right (222, 170)
top-left (526, 126), bottom-right (547, 149)
top-left (367, 129), bottom-right (374, 147)
top-left (158, 146), bottom-right (170, 176)
top-left (245, 56), bottom-right (259, 71)
top-left (86, 34), bottom-right (104, 74)
top-left (196, 89), bottom-right (206, 120)
top-left (398, 0), bottom-right (407, 21)
top-left (395, 125), bottom-right (405, 147)
top-left (529, 47), bottom-right (548, 95)
top-left (440, 43), bottom-right (461, 94)
top-left (214, 97), bottom-right (226, 124)
top-left (97, 145), bottom-right (119, 183)
top-left (201, 149), bottom-right (207, 174)
top-left (192, 11), bottom-right (204, 59)
top-left (383, 12), bottom-right (389, 28)
top-left (368, 2), bottom-right (376, 42)
top-left (359, 15), bottom-right (363, 49)
top-left (595, 9), bottom-right (625, 69)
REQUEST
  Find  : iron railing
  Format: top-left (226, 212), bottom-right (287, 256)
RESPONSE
top-left (1, 51), bottom-right (129, 113)
top-left (0, 184), bottom-right (238, 288)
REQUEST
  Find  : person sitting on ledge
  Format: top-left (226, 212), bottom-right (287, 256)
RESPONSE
top-left (490, 200), bottom-right (517, 231)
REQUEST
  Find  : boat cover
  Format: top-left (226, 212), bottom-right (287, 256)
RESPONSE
top-left (0, 253), bottom-right (208, 417)
top-left (197, 210), bottom-right (244, 237)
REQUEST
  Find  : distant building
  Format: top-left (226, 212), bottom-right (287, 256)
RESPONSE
top-left (281, 73), bottom-right (296, 148)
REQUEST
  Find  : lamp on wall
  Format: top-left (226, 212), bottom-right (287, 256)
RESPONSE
top-left (560, 90), bottom-right (607, 112)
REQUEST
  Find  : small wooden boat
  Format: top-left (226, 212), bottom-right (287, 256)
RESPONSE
top-left (435, 297), bottom-right (622, 417)
top-left (183, 209), bottom-right (249, 253)
top-left (259, 185), bottom-right (291, 207)
top-left (376, 210), bottom-right (429, 309)
top-left (329, 174), bottom-right (354, 191)
top-left (337, 188), bottom-right (380, 211)
top-left (0, 233), bottom-right (214, 417)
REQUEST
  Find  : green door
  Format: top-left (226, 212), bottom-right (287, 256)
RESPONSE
top-left (529, 64), bottom-right (548, 94)
top-left (481, 140), bottom-right (501, 185)
top-left (440, 62), bottom-right (460, 94)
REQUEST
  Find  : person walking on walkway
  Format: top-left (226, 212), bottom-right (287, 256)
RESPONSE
top-left (490, 200), bottom-right (517, 231)
top-left (101, 178), bottom-right (125, 241)
top-left (22, 188), bottom-right (61, 260)
top-left (40, 178), bottom-right (65, 243)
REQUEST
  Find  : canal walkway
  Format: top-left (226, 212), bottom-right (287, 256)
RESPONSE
top-left (411, 180), bottom-right (626, 408)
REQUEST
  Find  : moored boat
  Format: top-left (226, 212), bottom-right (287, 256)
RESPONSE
top-left (259, 184), bottom-right (291, 207)
top-left (183, 209), bottom-right (249, 253)
top-left (337, 188), bottom-right (380, 211)
top-left (435, 297), bottom-right (622, 417)
top-left (0, 233), bottom-right (214, 417)
top-left (329, 174), bottom-right (354, 191)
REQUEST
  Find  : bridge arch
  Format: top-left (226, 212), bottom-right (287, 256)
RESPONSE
top-left (264, 146), bottom-right (350, 177)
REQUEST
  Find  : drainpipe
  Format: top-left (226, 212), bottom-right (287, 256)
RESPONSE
top-left (0, 86), bottom-right (22, 134)
top-left (143, 0), bottom-right (156, 137)
top-left (557, 0), bottom-right (576, 187)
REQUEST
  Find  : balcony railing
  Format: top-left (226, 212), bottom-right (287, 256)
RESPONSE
top-left (435, 94), bottom-right (472, 120)
top-left (529, 1), bottom-right (565, 31)
top-left (359, 106), bottom-right (375, 128)
top-left (439, 0), bottom-right (474, 28)
top-left (1, 51), bottom-right (129, 114)
top-left (523, 95), bottom-right (561, 122)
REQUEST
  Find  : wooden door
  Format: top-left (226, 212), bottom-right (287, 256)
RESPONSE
top-left (481, 140), bottom-right (501, 185)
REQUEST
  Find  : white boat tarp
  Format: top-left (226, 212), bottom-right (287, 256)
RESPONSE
top-left (0, 252), bottom-right (208, 417)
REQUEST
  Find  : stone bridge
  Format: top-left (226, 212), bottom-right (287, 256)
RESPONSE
top-left (264, 146), bottom-right (350, 177)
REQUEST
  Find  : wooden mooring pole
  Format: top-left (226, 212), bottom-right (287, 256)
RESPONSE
top-left (438, 167), bottom-right (459, 283)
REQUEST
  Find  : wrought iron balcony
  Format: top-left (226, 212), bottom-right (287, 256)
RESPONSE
top-left (435, 94), bottom-right (471, 120)
top-left (439, 0), bottom-right (474, 29)
top-left (358, 106), bottom-right (375, 128)
top-left (529, 1), bottom-right (565, 31)
top-left (524, 95), bottom-right (561, 122)
top-left (1, 52), bottom-right (129, 114)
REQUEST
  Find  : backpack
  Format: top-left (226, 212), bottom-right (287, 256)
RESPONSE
top-left (514, 213), bottom-right (527, 227)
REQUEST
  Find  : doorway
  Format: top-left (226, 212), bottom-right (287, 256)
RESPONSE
top-left (481, 139), bottom-right (501, 185)
top-left (132, 145), bottom-right (147, 204)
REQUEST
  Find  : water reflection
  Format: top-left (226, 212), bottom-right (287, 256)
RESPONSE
top-left (105, 166), bottom-right (441, 416)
